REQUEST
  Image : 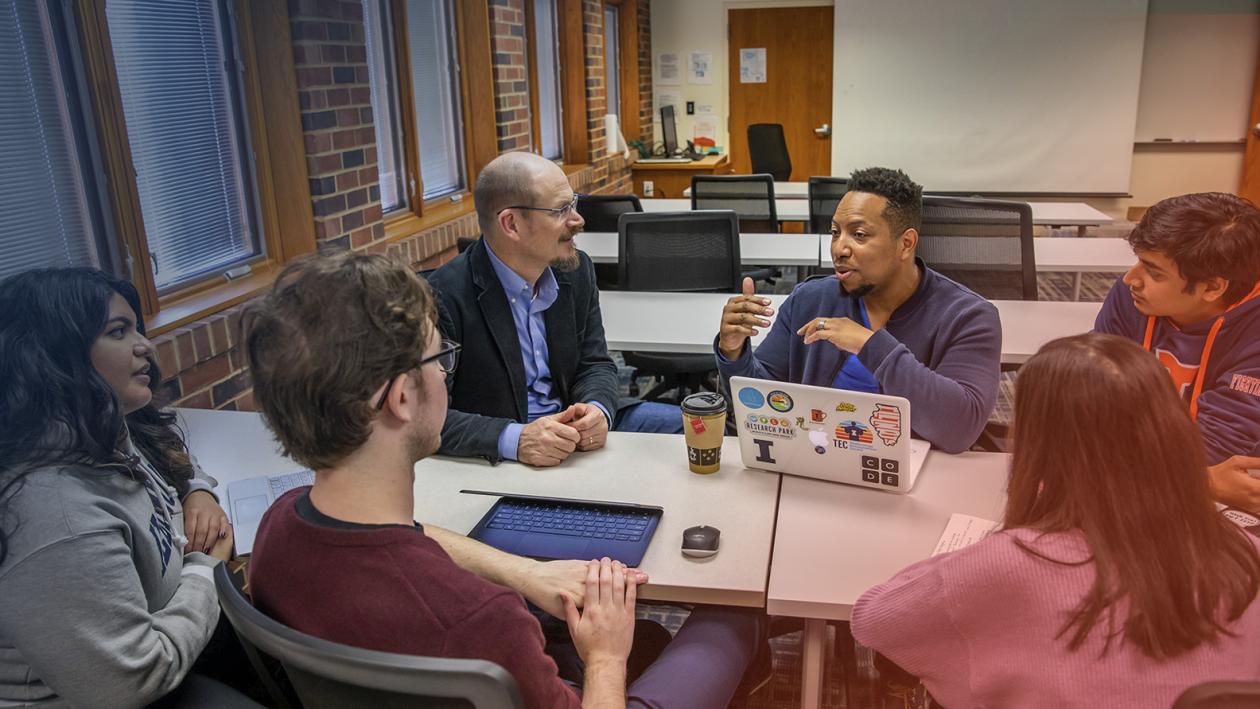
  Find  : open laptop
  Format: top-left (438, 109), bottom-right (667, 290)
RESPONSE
top-left (224, 468), bottom-right (315, 555)
top-left (730, 376), bottom-right (930, 493)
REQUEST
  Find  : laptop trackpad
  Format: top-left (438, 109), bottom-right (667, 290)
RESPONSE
top-left (513, 534), bottom-right (592, 561)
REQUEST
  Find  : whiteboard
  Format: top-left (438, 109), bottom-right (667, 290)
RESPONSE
top-left (831, 0), bottom-right (1148, 194)
top-left (1134, 4), bottom-right (1260, 142)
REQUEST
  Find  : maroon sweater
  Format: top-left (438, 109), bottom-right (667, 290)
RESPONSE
top-left (249, 488), bottom-right (581, 709)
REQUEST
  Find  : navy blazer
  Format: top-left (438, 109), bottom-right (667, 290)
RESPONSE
top-left (426, 237), bottom-right (621, 462)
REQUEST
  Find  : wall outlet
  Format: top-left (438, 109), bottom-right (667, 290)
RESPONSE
top-left (686, 101), bottom-right (695, 115)
top-left (643, 180), bottom-right (654, 197)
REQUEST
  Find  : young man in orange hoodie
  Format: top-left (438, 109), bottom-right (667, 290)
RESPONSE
top-left (1095, 192), bottom-right (1260, 510)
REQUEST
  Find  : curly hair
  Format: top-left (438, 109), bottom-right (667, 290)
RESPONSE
top-left (1127, 192), bottom-right (1260, 307)
top-left (241, 251), bottom-right (437, 469)
top-left (0, 268), bottom-right (193, 564)
top-left (847, 166), bottom-right (923, 237)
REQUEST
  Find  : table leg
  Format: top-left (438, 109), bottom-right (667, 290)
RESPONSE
top-left (800, 618), bottom-right (827, 709)
top-left (1073, 271), bottom-right (1082, 301)
top-left (1077, 225), bottom-right (1087, 238)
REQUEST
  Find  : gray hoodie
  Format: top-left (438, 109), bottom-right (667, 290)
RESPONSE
top-left (0, 436), bottom-right (221, 708)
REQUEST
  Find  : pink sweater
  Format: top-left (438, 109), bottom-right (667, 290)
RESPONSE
top-left (852, 528), bottom-right (1260, 708)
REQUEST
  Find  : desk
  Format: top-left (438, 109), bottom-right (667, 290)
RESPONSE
top-left (631, 155), bottom-right (731, 199)
top-left (769, 452), bottom-right (1009, 709)
top-left (575, 231), bottom-right (819, 267)
top-left (650, 196), bottom-right (1114, 232)
top-left (598, 290), bottom-right (1101, 365)
top-left (176, 408), bottom-right (780, 608)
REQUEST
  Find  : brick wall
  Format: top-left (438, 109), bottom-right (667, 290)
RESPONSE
top-left (155, 0), bottom-right (651, 412)
top-left (490, 0), bottom-right (532, 153)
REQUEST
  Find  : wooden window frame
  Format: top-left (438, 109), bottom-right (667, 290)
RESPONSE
top-left (73, 0), bottom-right (314, 330)
top-left (382, 0), bottom-right (496, 237)
top-left (556, 0), bottom-right (589, 165)
top-left (602, 0), bottom-right (639, 141)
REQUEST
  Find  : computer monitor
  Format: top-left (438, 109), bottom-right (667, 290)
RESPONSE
top-left (660, 104), bottom-right (679, 157)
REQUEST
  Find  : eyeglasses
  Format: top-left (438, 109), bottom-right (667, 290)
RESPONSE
top-left (374, 339), bottom-right (462, 410)
top-left (498, 193), bottom-right (582, 219)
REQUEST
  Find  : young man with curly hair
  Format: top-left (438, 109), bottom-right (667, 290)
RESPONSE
top-left (1094, 192), bottom-right (1260, 511)
top-left (715, 166), bottom-right (1002, 453)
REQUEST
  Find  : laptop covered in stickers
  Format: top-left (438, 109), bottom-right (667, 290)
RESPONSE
top-left (729, 376), bottom-right (930, 493)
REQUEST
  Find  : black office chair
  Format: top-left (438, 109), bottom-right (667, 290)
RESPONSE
top-left (747, 124), bottom-right (792, 181)
top-left (576, 193), bottom-right (643, 232)
top-left (214, 564), bottom-right (524, 709)
top-left (577, 194), bottom-right (643, 290)
top-left (616, 210), bottom-right (742, 402)
top-left (1173, 682), bottom-right (1260, 709)
top-left (807, 176), bottom-right (849, 234)
top-left (917, 196), bottom-right (1036, 302)
top-left (691, 174), bottom-right (779, 233)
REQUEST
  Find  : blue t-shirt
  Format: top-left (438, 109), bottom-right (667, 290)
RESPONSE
top-left (831, 298), bottom-right (880, 394)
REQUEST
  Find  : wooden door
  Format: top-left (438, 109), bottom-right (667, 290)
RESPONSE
top-left (1240, 49), bottom-right (1260, 205)
top-left (728, 6), bottom-right (833, 180)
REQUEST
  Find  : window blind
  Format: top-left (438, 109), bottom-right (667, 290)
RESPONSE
top-left (106, 0), bottom-right (260, 292)
top-left (406, 0), bottom-right (465, 200)
top-left (364, 0), bottom-right (405, 212)
top-left (533, 0), bottom-right (563, 160)
top-left (0, 0), bottom-right (101, 280)
top-left (603, 6), bottom-right (619, 120)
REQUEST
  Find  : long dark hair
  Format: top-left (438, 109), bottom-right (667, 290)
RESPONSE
top-left (0, 268), bottom-right (194, 565)
top-left (1006, 332), bottom-right (1260, 660)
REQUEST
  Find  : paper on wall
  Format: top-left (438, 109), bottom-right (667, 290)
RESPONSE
top-left (739, 48), bottom-right (766, 83)
top-left (692, 114), bottom-right (718, 143)
top-left (931, 513), bottom-right (999, 556)
top-left (689, 51), bottom-right (713, 85)
top-left (657, 52), bottom-right (680, 85)
top-left (657, 92), bottom-right (681, 111)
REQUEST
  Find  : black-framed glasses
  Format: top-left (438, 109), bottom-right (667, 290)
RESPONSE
top-left (374, 340), bottom-right (462, 410)
top-left (498, 192), bottom-right (582, 219)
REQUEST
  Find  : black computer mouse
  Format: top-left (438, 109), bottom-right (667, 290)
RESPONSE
top-left (682, 525), bottom-right (720, 558)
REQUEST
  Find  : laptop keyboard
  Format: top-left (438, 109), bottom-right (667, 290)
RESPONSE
top-left (269, 469), bottom-right (315, 498)
top-left (486, 501), bottom-right (653, 541)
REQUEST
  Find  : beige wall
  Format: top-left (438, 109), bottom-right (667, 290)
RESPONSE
top-left (651, 1), bottom-right (1256, 211)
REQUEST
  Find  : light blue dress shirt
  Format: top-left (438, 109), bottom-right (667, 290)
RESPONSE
top-left (484, 242), bottom-right (612, 460)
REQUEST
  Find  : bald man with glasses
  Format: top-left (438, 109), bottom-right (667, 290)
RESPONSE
top-left (426, 152), bottom-right (684, 467)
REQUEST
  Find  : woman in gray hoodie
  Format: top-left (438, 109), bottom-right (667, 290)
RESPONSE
top-left (0, 269), bottom-right (247, 708)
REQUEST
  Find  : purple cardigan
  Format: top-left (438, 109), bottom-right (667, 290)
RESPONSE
top-left (716, 263), bottom-right (1001, 453)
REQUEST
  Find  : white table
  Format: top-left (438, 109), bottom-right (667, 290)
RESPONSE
top-left (769, 452), bottom-right (1010, 709)
top-left (649, 196), bottom-right (1114, 233)
top-left (817, 235), bottom-right (1132, 300)
top-left (575, 231), bottom-right (819, 267)
top-left (175, 408), bottom-right (780, 608)
top-left (598, 290), bottom-right (1101, 365)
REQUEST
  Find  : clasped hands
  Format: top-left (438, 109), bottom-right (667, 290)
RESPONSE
top-left (517, 403), bottom-right (609, 467)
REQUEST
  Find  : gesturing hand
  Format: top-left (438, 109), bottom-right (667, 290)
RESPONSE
top-left (718, 277), bottom-right (775, 360)
top-left (796, 316), bottom-right (875, 355)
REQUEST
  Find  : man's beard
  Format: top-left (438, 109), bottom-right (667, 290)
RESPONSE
top-left (838, 278), bottom-right (874, 299)
top-left (550, 246), bottom-right (581, 272)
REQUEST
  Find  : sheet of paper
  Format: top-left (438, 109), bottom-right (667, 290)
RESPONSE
top-left (740, 48), bottom-right (766, 83)
top-left (658, 92), bottom-right (681, 111)
top-left (932, 513), bottom-right (999, 556)
top-left (689, 51), bottom-right (713, 85)
top-left (693, 114), bottom-right (717, 142)
top-left (657, 53), bottom-right (680, 85)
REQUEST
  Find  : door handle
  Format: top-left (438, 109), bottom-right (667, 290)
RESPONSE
top-left (814, 123), bottom-right (831, 138)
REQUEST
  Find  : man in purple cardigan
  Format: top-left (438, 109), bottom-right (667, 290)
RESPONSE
top-left (715, 167), bottom-right (1001, 453)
